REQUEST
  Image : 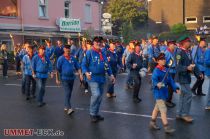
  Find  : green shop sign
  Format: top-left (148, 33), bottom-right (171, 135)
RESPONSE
top-left (59, 18), bottom-right (81, 32)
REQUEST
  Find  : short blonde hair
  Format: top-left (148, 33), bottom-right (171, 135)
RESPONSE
top-left (1, 44), bottom-right (7, 51)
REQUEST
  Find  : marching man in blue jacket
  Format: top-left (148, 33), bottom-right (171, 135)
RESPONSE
top-left (106, 40), bottom-right (119, 98)
top-left (150, 53), bottom-right (180, 134)
top-left (32, 46), bottom-right (53, 107)
top-left (56, 45), bottom-right (83, 115)
top-left (175, 36), bottom-right (202, 123)
top-left (164, 40), bottom-right (177, 108)
top-left (191, 38), bottom-right (207, 96)
top-left (82, 37), bottom-right (115, 123)
top-left (22, 45), bottom-right (36, 101)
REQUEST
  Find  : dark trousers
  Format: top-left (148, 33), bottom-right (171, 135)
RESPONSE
top-left (15, 59), bottom-right (21, 72)
top-left (25, 75), bottom-right (36, 97)
top-left (37, 78), bottom-right (47, 103)
top-left (132, 74), bottom-right (141, 98)
top-left (167, 73), bottom-right (175, 103)
top-left (107, 73), bottom-right (117, 94)
top-left (192, 71), bottom-right (205, 94)
top-left (62, 80), bottom-right (74, 109)
top-left (2, 60), bottom-right (8, 76)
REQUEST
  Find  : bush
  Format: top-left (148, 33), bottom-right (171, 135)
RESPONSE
top-left (171, 23), bottom-right (187, 34)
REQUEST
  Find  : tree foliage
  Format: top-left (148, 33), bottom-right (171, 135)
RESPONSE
top-left (105, 0), bottom-right (147, 35)
top-left (170, 23), bottom-right (187, 34)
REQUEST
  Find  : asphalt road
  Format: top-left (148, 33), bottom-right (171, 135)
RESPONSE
top-left (0, 73), bottom-right (209, 139)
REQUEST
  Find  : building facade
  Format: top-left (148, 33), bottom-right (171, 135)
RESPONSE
top-left (0, 0), bottom-right (101, 50)
top-left (148, 0), bottom-right (210, 33)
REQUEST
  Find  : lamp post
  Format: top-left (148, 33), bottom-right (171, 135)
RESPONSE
top-left (98, 0), bottom-right (104, 36)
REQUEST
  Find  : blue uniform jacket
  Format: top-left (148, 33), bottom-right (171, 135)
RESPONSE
top-left (152, 67), bottom-right (178, 100)
top-left (148, 45), bottom-right (161, 62)
top-left (45, 46), bottom-right (55, 59)
top-left (106, 50), bottom-right (119, 75)
top-left (126, 52), bottom-right (144, 75)
top-left (22, 54), bottom-right (35, 75)
top-left (165, 49), bottom-right (176, 73)
top-left (32, 55), bottom-right (53, 79)
top-left (204, 48), bottom-right (210, 76)
top-left (192, 46), bottom-right (206, 72)
top-left (54, 46), bottom-right (64, 59)
top-left (81, 49), bottom-right (113, 83)
top-left (175, 48), bottom-right (201, 84)
top-left (57, 55), bottom-right (80, 81)
top-left (75, 48), bottom-right (86, 64)
top-left (160, 45), bottom-right (167, 52)
top-left (19, 49), bottom-right (27, 60)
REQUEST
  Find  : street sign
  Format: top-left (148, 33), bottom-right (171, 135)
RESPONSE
top-left (59, 18), bottom-right (81, 32)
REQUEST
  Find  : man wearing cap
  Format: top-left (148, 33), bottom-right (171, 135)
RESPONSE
top-left (191, 38), bottom-right (207, 96)
top-left (150, 53), bottom-right (180, 133)
top-left (126, 42), bottom-right (145, 103)
top-left (106, 40), bottom-right (119, 98)
top-left (175, 36), bottom-right (203, 122)
top-left (32, 45), bottom-right (53, 107)
top-left (56, 45), bottom-right (83, 115)
top-left (164, 40), bottom-right (177, 108)
top-left (148, 36), bottom-right (161, 73)
top-left (22, 45), bottom-right (36, 101)
top-left (81, 37), bottom-right (115, 123)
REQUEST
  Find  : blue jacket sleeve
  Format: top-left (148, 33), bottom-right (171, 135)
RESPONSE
top-left (168, 74), bottom-right (178, 91)
top-left (56, 57), bottom-right (62, 73)
top-left (46, 57), bottom-right (53, 73)
top-left (126, 53), bottom-right (133, 70)
top-left (73, 57), bottom-right (80, 70)
top-left (205, 49), bottom-right (210, 66)
top-left (81, 50), bottom-right (90, 74)
top-left (152, 69), bottom-right (159, 88)
top-left (31, 56), bottom-right (36, 72)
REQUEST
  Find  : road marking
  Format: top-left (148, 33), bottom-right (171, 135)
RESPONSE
top-left (75, 107), bottom-right (174, 120)
top-left (4, 84), bottom-right (61, 88)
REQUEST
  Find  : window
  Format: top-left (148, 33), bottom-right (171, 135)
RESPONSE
top-left (185, 17), bottom-right (197, 23)
top-left (0, 0), bottom-right (17, 17)
top-left (203, 16), bottom-right (210, 23)
top-left (38, 0), bottom-right (48, 18)
top-left (64, 0), bottom-right (71, 18)
top-left (85, 4), bottom-right (92, 23)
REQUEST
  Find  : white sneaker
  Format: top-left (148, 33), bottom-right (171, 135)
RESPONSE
top-left (67, 109), bottom-right (74, 115)
top-left (205, 106), bottom-right (210, 110)
top-left (85, 89), bottom-right (88, 94)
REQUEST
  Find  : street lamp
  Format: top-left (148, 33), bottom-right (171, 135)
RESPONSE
top-left (98, 0), bottom-right (104, 35)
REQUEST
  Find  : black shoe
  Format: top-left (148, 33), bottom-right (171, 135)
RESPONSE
top-left (197, 93), bottom-right (206, 96)
top-left (26, 97), bottom-right (30, 101)
top-left (133, 98), bottom-right (142, 103)
top-left (90, 115), bottom-right (98, 123)
top-left (191, 89), bottom-right (197, 96)
top-left (165, 102), bottom-right (176, 108)
top-left (96, 115), bottom-right (104, 121)
top-left (38, 102), bottom-right (46, 107)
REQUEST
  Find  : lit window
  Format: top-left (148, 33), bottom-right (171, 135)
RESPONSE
top-left (38, 0), bottom-right (48, 17)
top-left (203, 16), bottom-right (210, 23)
top-left (85, 4), bottom-right (92, 23)
top-left (0, 0), bottom-right (17, 17)
top-left (185, 17), bottom-right (197, 23)
top-left (64, 0), bottom-right (71, 18)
